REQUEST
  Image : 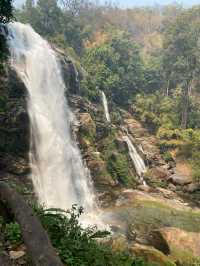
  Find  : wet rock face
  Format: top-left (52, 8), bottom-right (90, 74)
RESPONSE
top-left (0, 65), bottom-right (29, 173)
top-left (54, 47), bottom-right (80, 95)
top-left (87, 157), bottom-right (116, 187)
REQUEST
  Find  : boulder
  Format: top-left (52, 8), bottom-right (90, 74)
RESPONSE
top-left (149, 227), bottom-right (200, 258)
top-left (184, 183), bottom-right (200, 193)
top-left (9, 250), bottom-right (25, 260)
top-left (137, 184), bottom-right (151, 193)
top-left (130, 244), bottom-right (176, 266)
top-left (145, 167), bottom-right (170, 180)
top-left (167, 183), bottom-right (176, 192)
top-left (168, 174), bottom-right (193, 186)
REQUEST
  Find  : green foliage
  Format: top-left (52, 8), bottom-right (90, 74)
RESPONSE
top-left (143, 55), bottom-right (164, 94)
top-left (82, 30), bottom-right (144, 105)
top-left (180, 129), bottom-right (200, 182)
top-left (107, 153), bottom-right (133, 186)
top-left (163, 7), bottom-right (200, 87)
top-left (162, 7), bottom-right (200, 129)
top-left (16, 0), bottom-right (87, 54)
top-left (162, 151), bottom-right (173, 163)
top-left (98, 129), bottom-right (136, 186)
top-left (34, 205), bottom-right (150, 266)
top-left (134, 92), bottom-right (179, 133)
top-left (0, 0), bottom-right (13, 69)
top-left (0, 0), bottom-right (13, 23)
top-left (5, 222), bottom-right (23, 247)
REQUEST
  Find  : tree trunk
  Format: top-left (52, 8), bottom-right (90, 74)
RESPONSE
top-left (166, 80), bottom-right (169, 96)
top-left (0, 182), bottom-right (63, 266)
top-left (181, 85), bottom-right (190, 129)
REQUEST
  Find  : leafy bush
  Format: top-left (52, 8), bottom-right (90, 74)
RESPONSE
top-left (107, 153), bottom-right (134, 186)
top-left (134, 92), bottom-right (179, 133)
top-left (162, 151), bottom-right (173, 163)
top-left (82, 30), bottom-right (144, 105)
top-left (5, 222), bottom-right (23, 247)
top-left (34, 205), bottom-right (152, 266)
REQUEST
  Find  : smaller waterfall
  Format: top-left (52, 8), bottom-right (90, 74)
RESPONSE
top-left (101, 91), bottom-right (111, 123)
top-left (123, 136), bottom-right (146, 183)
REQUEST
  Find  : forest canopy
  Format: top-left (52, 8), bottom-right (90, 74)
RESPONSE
top-left (14, 2), bottom-right (200, 183)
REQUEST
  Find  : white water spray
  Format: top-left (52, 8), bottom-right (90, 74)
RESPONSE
top-left (123, 136), bottom-right (146, 184)
top-left (7, 23), bottom-right (97, 218)
top-left (101, 91), bottom-right (111, 123)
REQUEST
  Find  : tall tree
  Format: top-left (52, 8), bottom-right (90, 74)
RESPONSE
top-left (0, 0), bottom-right (13, 23)
top-left (37, 0), bottom-right (62, 36)
top-left (60, 0), bottom-right (87, 16)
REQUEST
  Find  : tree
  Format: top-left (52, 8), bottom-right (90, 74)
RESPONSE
top-left (36, 0), bottom-right (62, 36)
top-left (82, 30), bottom-right (144, 105)
top-left (0, 0), bottom-right (13, 23)
top-left (163, 7), bottom-right (200, 129)
top-left (17, 0), bottom-right (39, 29)
top-left (60, 0), bottom-right (87, 16)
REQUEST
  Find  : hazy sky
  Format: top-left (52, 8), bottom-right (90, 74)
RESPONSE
top-left (14, 0), bottom-right (200, 8)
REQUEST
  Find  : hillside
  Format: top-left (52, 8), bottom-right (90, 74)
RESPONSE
top-left (0, 0), bottom-right (200, 265)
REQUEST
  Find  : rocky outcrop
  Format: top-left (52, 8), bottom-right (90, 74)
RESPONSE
top-left (0, 66), bottom-right (29, 174)
top-left (145, 167), bottom-right (170, 180)
top-left (87, 154), bottom-right (116, 187)
top-left (54, 47), bottom-right (81, 95)
top-left (149, 227), bottom-right (200, 260)
top-left (168, 173), bottom-right (193, 186)
top-left (78, 112), bottom-right (96, 138)
top-left (184, 183), bottom-right (200, 193)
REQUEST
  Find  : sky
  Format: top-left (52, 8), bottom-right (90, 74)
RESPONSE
top-left (14, 0), bottom-right (200, 8)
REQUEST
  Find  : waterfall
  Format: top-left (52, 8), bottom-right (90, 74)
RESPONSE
top-left (123, 136), bottom-right (146, 183)
top-left (7, 22), bottom-right (97, 218)
top-left (101, 91), bottom-right (111, 123)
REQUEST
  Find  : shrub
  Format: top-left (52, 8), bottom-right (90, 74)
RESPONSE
top-left (162, 151), bottom-right (173, 163)
top-left (5, 222), bottom-right (23, 247)
top-left (33, 205), bottom-right (152, 266)
top-left (107, 153), bottom-right (133, 186)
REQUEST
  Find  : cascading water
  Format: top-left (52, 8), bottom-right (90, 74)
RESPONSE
top-left (123, 135), bottom-right (146, 183)
top-left (7, 22), bottom-right (97, 219)
top-left (101, 91), bottom-right (111, 123)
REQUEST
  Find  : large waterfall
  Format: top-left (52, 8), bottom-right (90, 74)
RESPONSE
top-left (101, 91), bottom-right (111, 123)
top-left (7, 23), bottom-right (97, 217)
top-left (123, 136), bottom-right (146, 180)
